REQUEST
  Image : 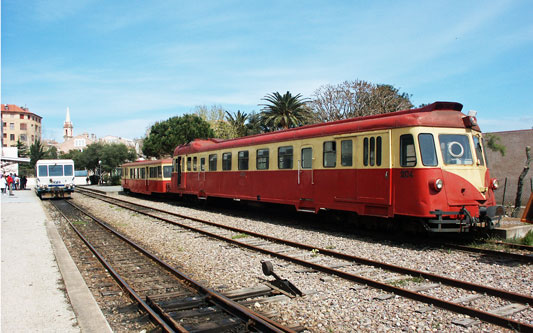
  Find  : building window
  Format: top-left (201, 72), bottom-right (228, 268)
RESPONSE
top-left (9, 123), bottom-right (14, 130)
top-left (278, 146), bottom-right (293, 169)
top-left (20, 114), bottom-right (24, 119)
top-left (256, 148), bottom-right (269, 170)
top-left (3, 133), bottom-right (6, 138)
top-left (19, 134), bottom-right (27, 142)
top-left (10, 134), bottom-right (15, 141)
top-left (20, 123), bottom-right (27, 130)
top-left (238, 151), bottom-right (249, 170)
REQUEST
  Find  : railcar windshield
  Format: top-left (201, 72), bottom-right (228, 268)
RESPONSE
top-left (472, 136), bottom-right (485, 166)
top-left (49, 165), bottom-right (64, 176)
top-left (418, 134), bottom-right (438, 166)
top-left (439, 134), bottom-right (473, 165)
top-left (64, 165), bottom-right (74, 176)
top-left (38, 165), bottom-right (48, 176)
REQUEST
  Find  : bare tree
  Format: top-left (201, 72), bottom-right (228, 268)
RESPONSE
top-left (512, 146), bottom-right (532, 217)
top-left (310, 79), bottom-right (413, 122)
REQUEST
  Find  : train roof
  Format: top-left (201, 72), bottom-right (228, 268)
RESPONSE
top-left (121, 158), bottom-right (173, 167)
top-left (36, 159), bottom-right (74, 165)
top-left (174, 101), bottom-right (479, 155)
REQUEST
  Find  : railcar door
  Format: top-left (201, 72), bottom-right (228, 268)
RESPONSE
top-left (177, 156), bottom-right (186, 190)
top-left (298, 145), bottom-right (315, 210)
top-left (356, 131), bottom-right (392, 211)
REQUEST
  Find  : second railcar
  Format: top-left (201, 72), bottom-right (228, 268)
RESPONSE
top-left (121, 159), bottom-right (173, 195)
top-left (169, 102), bottom-right (502, 232)
top-left (35, 159), bottom-right (76, 199)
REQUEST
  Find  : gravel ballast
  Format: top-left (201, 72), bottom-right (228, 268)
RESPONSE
top-left (72, 193), bottom-right (532, 332)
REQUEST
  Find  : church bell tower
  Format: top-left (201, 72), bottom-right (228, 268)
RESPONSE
top-left (63, 107), bottom-right (73, 140)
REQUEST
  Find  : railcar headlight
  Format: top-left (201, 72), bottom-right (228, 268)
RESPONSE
top-left (491, 178), bottom-right (499, 190)
top-left (433, 178), bottom-right (444, 191)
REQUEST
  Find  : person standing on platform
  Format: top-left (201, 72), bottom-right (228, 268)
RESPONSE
top-left (0, 174), bottom-right (6, 195)
top-left (7, 174), bottom-right (14, 196)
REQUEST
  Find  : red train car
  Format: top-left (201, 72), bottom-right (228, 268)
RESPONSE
top-left (121, 159), bottom-right (173, 195)
top-left (169, 102), bottom-right (502, 232)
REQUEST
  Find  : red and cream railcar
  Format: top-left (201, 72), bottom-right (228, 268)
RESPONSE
top-left (169, 102), bottom-right (502, 232)
top-left (121, 159), bottom-right (173, 195)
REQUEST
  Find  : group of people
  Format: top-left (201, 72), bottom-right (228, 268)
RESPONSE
top-left (1, 173), bottom-right (27, 196)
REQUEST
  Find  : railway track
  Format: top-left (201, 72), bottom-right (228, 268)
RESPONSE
top-left (76, 187), bottom-right (533, 331)
top-left (51, 198), bottom-right (297, 333)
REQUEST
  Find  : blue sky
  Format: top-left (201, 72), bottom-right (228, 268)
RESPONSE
top-left (2, 0), bottom-right (532, 141)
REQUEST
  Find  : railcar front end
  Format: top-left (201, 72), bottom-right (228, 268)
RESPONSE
top-left (392, 127), bottom-right (503, 232)
top-left (35, 159), bottom-right (76, 199)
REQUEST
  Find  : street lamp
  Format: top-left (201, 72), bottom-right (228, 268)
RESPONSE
top-left (98, 160), bottom-right (102, 185)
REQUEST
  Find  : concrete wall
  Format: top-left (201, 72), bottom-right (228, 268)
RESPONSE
top-left (484, 129), bottom-right (533, 208)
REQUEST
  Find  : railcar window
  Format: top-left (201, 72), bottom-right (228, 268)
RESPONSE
top-left (400, 134), bottom-right (417, 167)
top-left (438, 134), bottom-right (473, 165)
top-left (163, 165), bottom-right (172, 178)
top-left (301, 148), bottom-right (312, 169)
top-left (187, 157), bottom-right (192, 171)
top-left (64, 165), bottom-right (73, 176)
top-left (238, 151), bottom-right (249, 170)
top-left (38, 165), bottom-right (48, 177)
top-left (130, 169), bottom-right (133, 179)
top-left (209, 154), bottom-right (217, 171)
top-left (222, 152), bottom-right (232, 171)
top-left (49, 165), bottom-right (63, 176)
top-left (200, 158), bottom-right (206, 171)
top-left (323, 141), bottom-right (336, 167)
top-left (419, 134), bottom-right (438, 166)
top-left (141, 168), bottom-right (146, 179)
top-left (341, 140), bottom-right (353, 166)
top-left (376, 137), bottom-right (382, 166)
top-left (149, 167), bottom-right (155, 178)
top-left (369, 137), bottom-right (375, 166)
top-left (278, 146), bottom-right (293, 169)
top-left (157, 166), bottom-right (162, 178)
top-left (473, 136), bottom-right (485, 166)
top-left (256, 149), bottom-right (269, 170)
top-left (363, 138), bottom-right (369, 166)
top-left (193, 157), bottom-right (197, 171)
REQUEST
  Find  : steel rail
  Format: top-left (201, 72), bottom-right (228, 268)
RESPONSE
top-left (484, 240), bottom-right (533, 252)
top-left (65, 199), bottom-right (294, 333)
top-left (51, 201), bottom-right (181, 333)
top-left (441, 242), bottom-right (533, 263)
top-left (76, 189), bottom-right (533, 331)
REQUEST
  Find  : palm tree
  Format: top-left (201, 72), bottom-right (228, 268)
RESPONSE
top-left (225, 110), bottom-right (248, 137)
top-left (260, 91), bottom-right (311, 131)
top-left (29, 139), bottom-right (47, 167)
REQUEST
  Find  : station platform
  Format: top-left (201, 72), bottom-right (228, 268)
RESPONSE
top-left (1, 187), bottom-right (112, 332)
top-left (78, 184), bottom-right (122, 194)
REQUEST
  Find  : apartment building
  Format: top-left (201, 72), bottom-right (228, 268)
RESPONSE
top-left (1, 104), bottom-right (42, 147)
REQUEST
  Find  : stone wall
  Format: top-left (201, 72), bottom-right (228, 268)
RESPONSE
top-left (484, 129), bottom-right (533, 208)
